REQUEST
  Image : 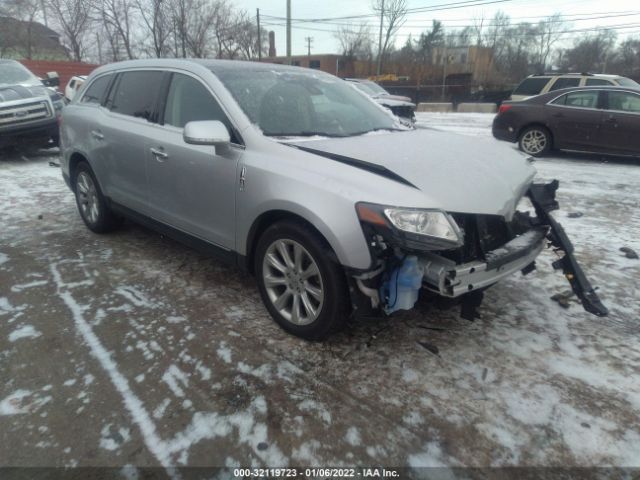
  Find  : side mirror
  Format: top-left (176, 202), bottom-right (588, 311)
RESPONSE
top-left (183, 120), bottom-right (231, 146)
top-left (42, 72), bottom-right (60, 88)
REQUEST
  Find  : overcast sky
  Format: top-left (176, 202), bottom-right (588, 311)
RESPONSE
top-left (236, 0), bottom-right (640, 56)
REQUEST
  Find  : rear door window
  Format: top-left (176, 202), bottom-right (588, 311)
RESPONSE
top-left (512, 77), bottom-right (550, 96)
top-left (109, 70), bottom-right (164, 121)
top-left (80, 75), bottom-right (111, 104)
top-left (606, 91), bottom-right (640, 113)
top-left (548, 77), bottom-right (581, 91)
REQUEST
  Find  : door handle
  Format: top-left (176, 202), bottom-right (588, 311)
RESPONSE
top-left (150, 147), bottom-right (169, 161)
top-left (604, 116), bottom-right (617, 124)
top-left (91, 130), bottom-right (104, 140)
top-left (552, 113), bottom-right (564, 118)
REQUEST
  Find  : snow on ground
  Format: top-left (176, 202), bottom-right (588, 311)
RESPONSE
top-left (1, 125), bottom-right (639, 472)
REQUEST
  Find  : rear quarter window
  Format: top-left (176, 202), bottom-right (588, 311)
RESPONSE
top-left (586, 78), bottom-right (614, 86)
top-left (513, 77), bottom-right (550, 96)
top-left (615, 77), bottom-right (640, 87)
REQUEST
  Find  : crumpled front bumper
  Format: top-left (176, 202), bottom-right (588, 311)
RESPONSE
top-left (420, 226), bottom-right (547, 297)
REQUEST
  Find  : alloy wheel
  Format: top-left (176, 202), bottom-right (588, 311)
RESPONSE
top-left (262, 239), bottom-right (324, 325)
top-left (76, 171), bottom-right (99, 225)
top-left (521, 129), bottom-right (547, 155)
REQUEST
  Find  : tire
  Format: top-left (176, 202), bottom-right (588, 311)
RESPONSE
top-left (254, 220), bottom-right (350, 340)
top-left (73, 161), bottom-right (121, 233)
top-left (518, 126), bottom-right (552, 157)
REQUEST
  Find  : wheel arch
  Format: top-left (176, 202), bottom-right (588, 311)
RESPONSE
top-left (68, 151), bottom-right (89, 192)
top-left (245, 209), bottom-right (340, 275)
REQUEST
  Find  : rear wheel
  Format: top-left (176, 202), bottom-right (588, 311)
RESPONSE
top-left (74, 162), bottom-right (121, 233)
top-left (519, 126), bottom-right (552, 157)
top-left (254, 220), bottom-right (349, 340)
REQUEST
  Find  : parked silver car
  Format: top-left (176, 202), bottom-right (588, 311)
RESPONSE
top-left (60, 59), bottom-right (607, 340)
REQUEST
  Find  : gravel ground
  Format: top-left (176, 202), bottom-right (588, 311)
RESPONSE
top-left (1, 114), bottom-right (639, 475)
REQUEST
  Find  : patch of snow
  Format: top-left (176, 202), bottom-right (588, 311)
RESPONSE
top-left (166, 315), bottom-right (186, 324)
top-left (162, 365), bottom-right (189, 398)
top-left (99, 424), bottom-right (131, 451)
top-left (298, 399), bottom-right (332, 425)
top-left (9, 325), bottom-right (41, 342)
top-left (153, 399), bottom-right (171, 419)
top-left (115, 286), bottom-right (154, 308)
top-left (0, 252), bottom-right (9, 266)
top-left (11, 280), bottom-right (48, 292)
top-left (217, 342), bottom-right (232, 364)
top-left (0, 390), bottom-right (32, 415)
top-left (345, 426), bottom-right (361, 446)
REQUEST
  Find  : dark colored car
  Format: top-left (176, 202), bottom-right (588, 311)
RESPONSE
top-left (492, 86), bottom-right (640, 157)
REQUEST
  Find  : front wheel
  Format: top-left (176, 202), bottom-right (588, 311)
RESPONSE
top-left (254, 221), bottom-right (350, 340)
top-left (519, 126), bottom-right (552, 157)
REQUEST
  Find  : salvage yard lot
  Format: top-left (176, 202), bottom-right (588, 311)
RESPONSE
top-left (1, 113), bottom-right (639, 472)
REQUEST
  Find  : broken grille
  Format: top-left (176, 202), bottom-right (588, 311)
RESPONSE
top-left (444, 213), bottom-right (514, 264)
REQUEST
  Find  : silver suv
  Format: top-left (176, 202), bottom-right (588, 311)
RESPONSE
top-left (60, 59), bottom-right (607, 339)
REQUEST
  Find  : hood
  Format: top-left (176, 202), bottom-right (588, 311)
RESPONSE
top-left (376, 93), bottom-right (413, 103)
top-left (291, 128), bottom-right (536, 218)
top-left (375, 97), bottom-right (415, 108)
top-left (0, 84), bottom-right (49, 103)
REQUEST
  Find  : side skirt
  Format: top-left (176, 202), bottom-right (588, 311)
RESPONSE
top-left (109, 201), bottom-right (241, 269)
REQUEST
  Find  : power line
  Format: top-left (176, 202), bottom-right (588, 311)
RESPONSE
top-left (261, 20), bottom-right (640, 39)
top-left (262, 0), bottom-right (523, 22)
top-left (265, 11), bottom-right (640, 30)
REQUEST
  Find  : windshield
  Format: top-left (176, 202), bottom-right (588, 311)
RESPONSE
top-left (215, 68), bottom-right (401, 138)
top-left (350, 81), bottom-right (376, 96)
top-left (0, 62), bottom-right (40, 86)
top-left (616, 77), bottom-right (640, 88)
top-left (362, 80), bottom-right (388, 95)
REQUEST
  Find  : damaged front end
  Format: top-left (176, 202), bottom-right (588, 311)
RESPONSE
top-left (351, 180), bottom-right (608, 320)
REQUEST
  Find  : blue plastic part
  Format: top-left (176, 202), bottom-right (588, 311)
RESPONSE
top-left (380, 255), bottom-right (425, 314)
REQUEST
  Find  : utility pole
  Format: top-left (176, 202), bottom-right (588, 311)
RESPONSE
top-left (304, 36), bottom-right (313, 56)
top-left (441, 45), bottom-right (448, 101)
top-left (257, 8), bottom-right (262, 61)
top-left (376, 0), bottom-right (384, 76)
top-left (286, 0), bottom-right (292, 65)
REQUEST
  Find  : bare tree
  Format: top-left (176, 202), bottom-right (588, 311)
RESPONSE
top-left (561, 30), bottom-right (617, 73)
top-left (234, 11), bottom-right (267, 60)
top-left (135, 0), bottom-right (171, 57)
top-left (95, 0), bottom-right (136, 59)
top-left (373, 0), bottom-right (407, 74)
top-left (334, 23), bottom-right (373, 60)
top-left (46, 0), bottom-right (92, 61)
top-left (533, 13), bottom-right (566, 72)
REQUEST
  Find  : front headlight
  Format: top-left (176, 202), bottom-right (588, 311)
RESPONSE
top-left (384, 208), bottom-right (462, 244)
top-left (357, 203), bottom-right (464, 251)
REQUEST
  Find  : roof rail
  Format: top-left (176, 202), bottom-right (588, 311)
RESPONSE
top-left (532, 72), bottom-right (594, 76)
